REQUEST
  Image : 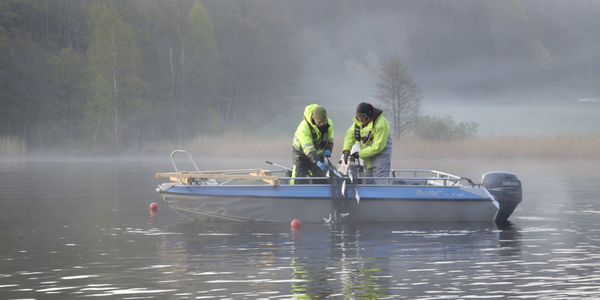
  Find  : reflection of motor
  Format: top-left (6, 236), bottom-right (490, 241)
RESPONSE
top-left (498, 222), bottom-right (522, 257)
top-left (481, 171), bottom-right (523, 222)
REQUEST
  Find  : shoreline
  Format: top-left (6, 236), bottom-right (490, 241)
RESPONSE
top-left (3, 133), bottom-right (599, 160)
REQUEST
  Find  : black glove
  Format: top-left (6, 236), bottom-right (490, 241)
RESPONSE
top-left (342, 150), bottom-right (350, 164)
top-left (351, 152), bottom-right (360, 159)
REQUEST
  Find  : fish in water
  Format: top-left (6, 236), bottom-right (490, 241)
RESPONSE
top-left (348, 167), bottom-right (354, 183)
top-left (323, 212), bottom-right (350, 223)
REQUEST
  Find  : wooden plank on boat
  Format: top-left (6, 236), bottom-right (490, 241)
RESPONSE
top-left (249, 170), bottom-right (278, 185)
top-left (193, 169), bottom-right (263, 174)
top-left (156, 171), bottom-right (272, 178)
top-left (156, 171), bottom-right (279, 185)
top-left (156, 169), bottom-right (262, 176)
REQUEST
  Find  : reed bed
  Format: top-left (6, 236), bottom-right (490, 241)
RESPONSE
top-left (0, 136), bottom-right (25, 157)
top-left (4, 132), bottom-right (597, 159)
top-left (181, 132), bottom-right (600, 160)
top-left (398, 133), bottom-right (600, 159)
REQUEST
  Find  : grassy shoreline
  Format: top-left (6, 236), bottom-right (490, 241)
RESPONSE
top-left (0, 137), bottom-right (25, 157)
top-left (180, 132), bottom-right (600, 160)
top-left (2, 132), bottom-right (598, 159)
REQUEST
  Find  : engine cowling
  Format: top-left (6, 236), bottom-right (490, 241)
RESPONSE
top-left (481, 171), bottom-right (522, 223)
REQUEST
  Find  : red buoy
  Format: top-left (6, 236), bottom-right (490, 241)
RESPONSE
top-left (291, 219), bottom-right (301, 229)
top-left (149, 202), bottom-right (158, 211)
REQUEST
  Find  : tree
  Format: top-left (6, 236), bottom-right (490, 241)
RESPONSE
top-left (374, 55), bottom-right (422, 138)
top-left (209, 0), bottom-right (301, 126)
top-left (152, 0), bottom-right (221, 139)
top-left (11, 36), bottom-right (47, 150)
top-left (0, 27), bottom-right (17, 137)
top-left (86, 1), bottom-right (144, 152)
top-left (213, 3), bottom-right (260, 125)
top-left (48, 47), bottom-right (88, 146)
top-left (413, 115), bottom-right (479, 141)
top-left (184, 1), bottom-right (221, 132)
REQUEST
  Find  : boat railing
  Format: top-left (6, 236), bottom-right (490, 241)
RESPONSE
top-left (391, 169), bottom-right (463, 186)
top-left (170, 150), bottom-right (200, 173)
top-left (158, 154), bottom-right (470, 187)
top-left (272, 168), bottom-right (465, 186)
top-left (391, 169), bottom-right (461, 179)
top-left (271, 175), bottom-right (464, 186)
top-left (167, 150), bottom-right (203, 184)
top-left (207, 169), bottom-right (464, 186)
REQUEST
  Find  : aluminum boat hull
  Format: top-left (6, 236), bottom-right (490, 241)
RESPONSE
top-left (157, 183), bottom-right (499, 223)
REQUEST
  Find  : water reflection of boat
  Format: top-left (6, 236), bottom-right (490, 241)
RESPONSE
top-left (155, 150), bottom-right (523, 223)
top-left (497, 221), bottom-right (523, 258)
top-left (291, 224), bottom-right (392, 299)
top-left (289, 222), bottom-right (516, 299)
top-left (151, 222), bottom-right (521, 298)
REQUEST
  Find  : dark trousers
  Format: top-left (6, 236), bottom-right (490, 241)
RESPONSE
top-left (291, 150), bottom-right (327, 184)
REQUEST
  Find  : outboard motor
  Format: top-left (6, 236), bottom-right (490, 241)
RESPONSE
top-left (481, 171), bottom-right (522, 223)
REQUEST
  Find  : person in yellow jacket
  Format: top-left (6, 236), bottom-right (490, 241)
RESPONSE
top-left (342, 102), bottom-right (393, 184)
top-left (292, 104), bottom-right (334, 184)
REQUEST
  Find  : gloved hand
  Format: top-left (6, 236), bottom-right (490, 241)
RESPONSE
top-left (342, 150), bottom-right (350, 164)
top-left (324, 150), bottom-right (331, 157)
top-left (352, 151), bottom-right (360, 160)
top-left (316, 160), bottom-right (329, 172)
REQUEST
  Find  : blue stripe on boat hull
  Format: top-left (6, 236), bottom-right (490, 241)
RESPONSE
top-left (164, 185), bottom-right (489, 200)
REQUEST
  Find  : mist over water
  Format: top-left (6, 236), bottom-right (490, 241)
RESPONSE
top-left (420, 100), bottom-right (600, 136)
top-left (0, 157), bottom-right (599, 299)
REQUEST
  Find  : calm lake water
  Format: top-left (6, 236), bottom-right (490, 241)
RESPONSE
top-left (1, 157), bottom-right (599, 299)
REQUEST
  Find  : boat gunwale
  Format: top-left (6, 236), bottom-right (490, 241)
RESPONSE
top-left (156, 169), bottom-right (472, 187)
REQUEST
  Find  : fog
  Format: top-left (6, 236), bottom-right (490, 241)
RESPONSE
top-left (1, 0), bottom-right (599, 155)
top-left (294, 0), bottom-right (600, 104)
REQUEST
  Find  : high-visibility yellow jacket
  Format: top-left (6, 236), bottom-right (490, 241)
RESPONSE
top-left (343, 107), bottom-right (392, 169)
top-left (293, 104), bottom-right (334, 164)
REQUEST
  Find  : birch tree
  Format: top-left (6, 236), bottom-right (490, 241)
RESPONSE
top-left (374, 55), bottom-right (422, 138)
top-left (185, 1), bottom-right (221, 132)
top-left (86, 1), bottom-right (143, 151)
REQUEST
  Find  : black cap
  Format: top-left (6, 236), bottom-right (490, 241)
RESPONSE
top-left (356, 102), bottom-right (373, 119)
